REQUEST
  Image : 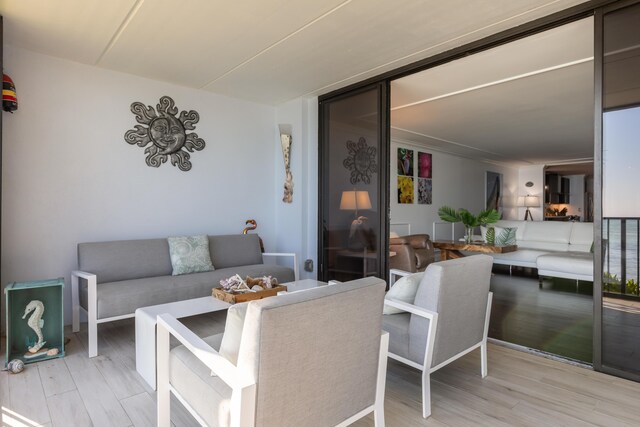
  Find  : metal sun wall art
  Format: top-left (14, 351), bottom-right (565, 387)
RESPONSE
top-left (125, 96), bottom-right (206, 171)
top-left (343, 137), bottom-right (377, 185)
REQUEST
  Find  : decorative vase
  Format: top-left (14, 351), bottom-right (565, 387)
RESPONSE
top-left (465, 226), bottom-right (474, 244)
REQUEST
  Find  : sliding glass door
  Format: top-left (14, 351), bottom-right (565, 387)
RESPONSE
top-left (318, 84), bottom-right (389, 282)
top-left (599, 1), bottom-right (640, 380)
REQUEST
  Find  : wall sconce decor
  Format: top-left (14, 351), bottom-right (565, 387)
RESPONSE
top-left (124, 96), bottom-right (206, 171)
top-left (279, 124), bottom-right (293, 203)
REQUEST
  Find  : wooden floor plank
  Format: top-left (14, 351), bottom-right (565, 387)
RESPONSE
top-left (70, 365), bottom-right (131, 427)
top-left (4, 316), bottom-right (640, 427)
top-left (38, 357), bottom-right (76, 397)
top-left (92, 354), bottom-right (145, 400)
top-left (7, 361), bottom-right (51, 425)
top-left (121, 392), bottom-right (156, 427)
top-left (47, 389), bottom-right (93, 427)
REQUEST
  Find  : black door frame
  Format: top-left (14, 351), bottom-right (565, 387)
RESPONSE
top-left (317, 0), bottom-right (640, 382)
top-left (317, 82), bottom-right (390, 282)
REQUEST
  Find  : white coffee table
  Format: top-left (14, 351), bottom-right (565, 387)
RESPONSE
top-left (135, 296), bottom-right (231, 389)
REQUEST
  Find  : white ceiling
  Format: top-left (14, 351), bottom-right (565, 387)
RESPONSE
top-left (390, 17), bottom-right (595, 166)
top-left (0, 0), bottom-right (589, 105)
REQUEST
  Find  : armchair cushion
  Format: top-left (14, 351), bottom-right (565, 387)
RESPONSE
top-left (383, 272), bottom-right (424, 314)
top-left (170, 334), bottom-right (231, 427)
top-left (382, 312), bottom-right (411, 360)
top-left (218, 302), bottom-right (249, 365)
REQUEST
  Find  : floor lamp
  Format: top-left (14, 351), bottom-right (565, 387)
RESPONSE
top-left (521, 195), bottom-right (539, 221)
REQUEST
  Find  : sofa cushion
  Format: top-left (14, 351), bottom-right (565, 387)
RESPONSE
top-left (383, 272), bottom-right (424, 315)
top-left (209, 234), bottom-right (263, 269)
top-left (490, 249), bottom-right (553, 268)
top-left (569, 222), bottom-right (594, 252)
top-left (168, 235), bottom-right (215, 276)
top-left (536, 252), bottom-right (593, 277)
top-left (78, 239), bottom-right (173, 283)
top-left (522, 221), bottom-right (572, 245)
top-left (80, 264), bottom-right (295, 319)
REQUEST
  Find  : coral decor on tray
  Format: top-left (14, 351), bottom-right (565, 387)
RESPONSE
top-left (219, 274), bottom-right (278, 293)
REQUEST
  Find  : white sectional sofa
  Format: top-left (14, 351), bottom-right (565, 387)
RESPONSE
top-left (488, 220), bottom-right (594, 282)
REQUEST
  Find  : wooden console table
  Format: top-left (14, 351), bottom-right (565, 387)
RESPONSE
top-left (433, 240), bottom-right (517, 260)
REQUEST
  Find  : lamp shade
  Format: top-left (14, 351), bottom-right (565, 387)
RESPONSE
top-left (340, 191), bottom-right (372, 211)
top-left (524, 195), bottom-right (540, 207)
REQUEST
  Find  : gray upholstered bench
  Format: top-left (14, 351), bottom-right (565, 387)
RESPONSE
top-left (71, 234), bottom-right (297, 357)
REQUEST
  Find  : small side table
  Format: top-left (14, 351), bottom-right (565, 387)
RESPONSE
top-left (5, 278), bottom-right (65, 365)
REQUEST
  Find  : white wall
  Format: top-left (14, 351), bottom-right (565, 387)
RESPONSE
top-left (390, 141), bottom-right (518, 240)
top-left (274, 98), bottom-right (318, 279)
top-left (1, 46), bottom-right (289, 324)
top-left (567, 174), bottom-right (585, 219)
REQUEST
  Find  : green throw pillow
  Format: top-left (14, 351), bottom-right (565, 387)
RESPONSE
top-left (168, 235), bottom-right (215, 276)
top-left (493, 226), bottom-right (517, 246)
top-left (481, 225), bottom-right (517, 246)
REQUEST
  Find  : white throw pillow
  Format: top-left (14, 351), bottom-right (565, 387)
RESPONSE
top-left (383, 272), bottom-right (424, 315)
top-left (218, 302), bottom-right (249, 365)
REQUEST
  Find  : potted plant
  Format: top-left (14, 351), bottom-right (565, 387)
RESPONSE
top-left (438, 206), bottom-right (500, 243)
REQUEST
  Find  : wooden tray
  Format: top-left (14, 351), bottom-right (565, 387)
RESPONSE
top-left (212, 285), bottom-right (288, 304)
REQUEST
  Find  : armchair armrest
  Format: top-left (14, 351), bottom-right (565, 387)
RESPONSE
top-left (263, 252), bottom-right (299, 280)
top-left (384, 299), bottom-right (438, 321)
top-left (389, 268), bottom-right (412, 285)
top-left (383, 299), bottom-right (439, 373)
top-left (156, 314), bottom-right (256, 427)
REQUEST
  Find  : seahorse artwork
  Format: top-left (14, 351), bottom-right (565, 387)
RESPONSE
top-left (22, 300), bottom-right (46, 353)
top-left (279, 125), bottom-right (293, 203)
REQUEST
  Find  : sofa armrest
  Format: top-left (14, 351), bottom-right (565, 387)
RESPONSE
top-left (262, 252), bottom-right (298, 281)
top-left (71, 270), bottom-right (97, 331)
top-left (389, 243), bottom-right (416, 273)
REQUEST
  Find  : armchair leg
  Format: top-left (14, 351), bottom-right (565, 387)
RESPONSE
top-left (421, 370), bottom-right (432, 418)
top-left (481, 342), bottom-right (488, 378)
top-left (374, 332), bottom-right (389, 427)
top-left (157, 322), bottom-right (171, 427)
top-left (71, 275), bottom-right (80, 333)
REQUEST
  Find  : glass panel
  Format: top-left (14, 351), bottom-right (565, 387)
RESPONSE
top-left (321, 88), bottom-right (384, 281)
top-left (602, 2), bottom-right (640, 376)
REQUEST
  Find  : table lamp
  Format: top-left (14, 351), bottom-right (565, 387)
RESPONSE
top-left (340, 190), bottom-right (372, 237)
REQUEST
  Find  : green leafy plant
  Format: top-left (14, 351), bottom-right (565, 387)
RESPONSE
top-left (438, 206), bottom-right (500, 228)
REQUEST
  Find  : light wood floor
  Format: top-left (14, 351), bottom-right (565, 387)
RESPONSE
top-left (3, 313), bottom-right (640, 427)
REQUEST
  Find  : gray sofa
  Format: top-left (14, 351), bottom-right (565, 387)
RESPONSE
top-left (71, 234), bottom-right (296, 357)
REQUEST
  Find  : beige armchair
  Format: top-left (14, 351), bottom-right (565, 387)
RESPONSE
top-left (157, 277), bottom-right (389, 427)
top-left (389, 234), bottom-right (435, 273)
top-left (383, 255), bottom-right (493, 418)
